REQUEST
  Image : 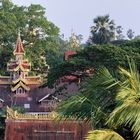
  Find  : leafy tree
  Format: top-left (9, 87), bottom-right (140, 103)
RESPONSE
top-left (127, 29), bottom-right (135, 39)
top-left (90, 15), bottom-right (115, 44)
top-left (47, 44), bottom-right (129, 87)
top-left (0, 0), bottom-right (67, 76)
top-left (47, 37), bottom-right (140, 88)
top-left (116, 26), bottom-right (125, 40)
top-left (57, 59), bottom-right (140, 140)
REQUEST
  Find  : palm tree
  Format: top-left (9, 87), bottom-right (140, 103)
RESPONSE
top-left (57, 67), bottom-right (117, 128)
top-left (90, 15), bottom-right (115, 44)
top-left (107, 59), bottom-right (140, 140)
top-left (57, 59), bottom-right (140, 139)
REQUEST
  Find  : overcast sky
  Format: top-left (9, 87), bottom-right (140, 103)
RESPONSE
top-left (12, 0), bottom-right (140, 42)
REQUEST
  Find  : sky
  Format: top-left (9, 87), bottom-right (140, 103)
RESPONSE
top-left (12, 0), bottom-right (140, 42)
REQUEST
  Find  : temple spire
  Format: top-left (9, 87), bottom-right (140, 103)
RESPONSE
top-left (13, 31), bottom-right (25, 55)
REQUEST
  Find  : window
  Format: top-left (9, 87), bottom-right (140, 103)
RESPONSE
top-left (24, 104), bottom-right (30, 109)
top-left (17, 87), bottom-right (24, 94)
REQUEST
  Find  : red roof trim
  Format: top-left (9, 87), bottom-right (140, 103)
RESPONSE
top-left (8, 63), bottom-right (31, 70)
top-left (64, 51), bottom-right (77, 60)
top-left (64, 75), bottom-right (77, 81)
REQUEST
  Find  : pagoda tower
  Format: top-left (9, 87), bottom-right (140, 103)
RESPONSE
top-left (7, 32), bottom-right (41, 94)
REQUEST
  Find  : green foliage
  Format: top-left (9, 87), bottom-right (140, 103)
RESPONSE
top-left (80, 44), bottom-right (128, 69)
top-left (0, 0), bottom-right (68, 75)
top-left (116, 26), bottom-right (125, 40)
top-left (57, 67), bottom-right (117, 128)
top-left (90, 15), bottom-right (115, 44)
top-left (127, 29), bottom-right (135, 40)
top-left (107, 59), bottom-right (140, 140)
top-left (47, 43), bottom-right (137, 87)
top-left (86, 130), bottom-right (125, 140)
top-left (57, 59), bottom-right (140, 139)
top-left (47, 38), bottom-right (140, 87)
top-left (47, 49), bottom-right (92, 87)
top-left (113, 39), bottom-right (140, 68)
top-left (12, 106), bottom-right (25, 113)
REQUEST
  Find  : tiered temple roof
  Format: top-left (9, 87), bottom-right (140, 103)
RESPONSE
top-left (0, 32), bottom-right (42, 92)
top-left (0, 31), bottom-right (81, 113)
top-left (11, 81), bottom-right (30, 92)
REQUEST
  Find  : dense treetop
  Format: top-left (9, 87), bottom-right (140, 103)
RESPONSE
top-left (47, 38), bottom-right (140, 87)
top-left (0, 0), bottom-right (68, 76)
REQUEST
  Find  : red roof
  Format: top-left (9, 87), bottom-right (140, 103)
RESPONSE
top-left (64, 75), bottom-right (77, 81)
top-left (22, 63), bottom-right (31, 69)
top-left (26, 77), bottom-right (41, 81)
top-left (8, 62), bottom-right (31, 70)
top-left (13, 32), bottom-right (25, 55)
top-left (64, 51), bottom-right (77, 60)
top-left (8, 60), bottom-right (29, 65)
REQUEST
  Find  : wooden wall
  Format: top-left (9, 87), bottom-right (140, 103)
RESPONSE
top-left (5, 119), bottom-right (91, 140)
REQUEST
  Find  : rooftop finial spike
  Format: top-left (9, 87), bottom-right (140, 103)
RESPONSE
top-left (13, 29), bottom-right (25, 55)
top-left (18, 28), bottom-right (21, 39)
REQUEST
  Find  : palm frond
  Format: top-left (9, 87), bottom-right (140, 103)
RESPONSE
top-left (57, 67), bottom-right (117, 128)
top-left (86, 130), bottom-right (125, 140)
top-left (108, 60), bottom-right (140, 140)
top-left (107, 99), bottom-right (140, 139)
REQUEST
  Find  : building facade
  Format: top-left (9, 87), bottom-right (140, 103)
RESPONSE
top-left (0, 33), bottom-right (79, 112)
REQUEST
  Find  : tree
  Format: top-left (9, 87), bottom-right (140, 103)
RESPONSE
top-left (57, 67), bottom-right (117, 128)
top-left (90, 15), bottom-right (115, 44)
top-left (57, 59), bottom-right (140, 139)
top-left (134, 35), bottom-right (140, 40)
top-left (116, 26), bottom-right (125, 40)
top-left (127, 29), bottom-right (135, 39)
top-left (46, 44), bottom-right (127, 87)
top-left (47, 37), bottom-right (140, 88)
top-left (107, 59), bottom-right (140, 140)
top-left (0, 0), bottom-right (67, 76)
